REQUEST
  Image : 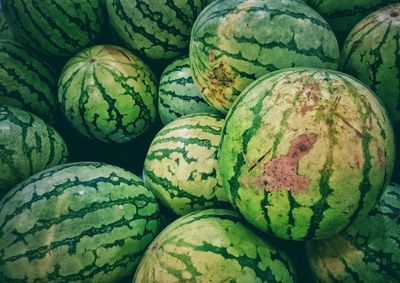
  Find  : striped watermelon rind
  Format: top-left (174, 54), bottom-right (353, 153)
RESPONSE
top-left (0, 106), bottom-right (69, 197)
top-left (134, 209), bottom-right (297, 282)
top-left (0, 162), bottom-right (160, 283)
top-left (218, 67), bottom-right (395, 241)
top-left (0, 11), bottom-right (14, 40)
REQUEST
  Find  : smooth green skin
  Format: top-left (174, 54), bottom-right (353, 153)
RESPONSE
top-left (190, 0), bottom-right (339, 114)
top-left (0, 39), bottom-right (58, 124)
top-left (0, 162), bottom-right (160, 283)
top-left (107, 0), bottom-right (214, 60)
top-left (219, 68), bottom-right (395, 241)
top-left (158, 56), bottom-right (219, 125)
top-left (340, 4), bottom-right (400, 126)
top-left (0, 106), bottom-right (69, 198)
top-left (58, 45), bottom-right (158, 143)
top-left (306, 184), bottom-right (400, 282)
top-left (3, 0), bottom-right (105, 57)
top-left (134, 209), bottom-right (296, 283)
top-left (143, 113), bottom-right (229, 216)
top-left (0, 11), bottom-right (14, 40)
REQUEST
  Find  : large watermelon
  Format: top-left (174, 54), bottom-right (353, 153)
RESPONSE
top-left (340, 4), bottom-right (400, 127)
top-left (143, 113), bottom-right (229, 216)
top-left (0, 39), bottom-right (58, 124)
top-left (190, 0), bottom-right (340, 113)
top-left (158, 56), bottom-right (219, 125)
top-left (2, 0), bottom-right (105, 57)
top-left (0, 11), bottom-right (14, 40)
top-left (58, 45), bottom-right (158, 143)
top-left (218, 68), bottom-right (395, 241)
top-left (306, 183), bottom-right (400, 282)
top-left (134, 209), bottom-right (297, 282)
top-left (0, 106), bottom-right (69, 197)
top-left (0, 162), bottom-right (160, 282)
top-left (106, 0), bottom-right (214, 60)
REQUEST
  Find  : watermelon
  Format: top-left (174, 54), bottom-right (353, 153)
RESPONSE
top-left (0, 162), bottom-right (160, 282)
top-left (143, 113), bottom-right (229, 216)
top-left (306, 183), bottom-right (400, 282)
top-left (0, 11), bottom-right (14, 40)
top-left (106, 0), bottom-right (214, 60)
top-left (2, 0), bottom-right (105, 57)
top-left (158, 56), bottom-right (219, 125)
top-left (340, 4), bottom-right (400, 127)
top-left (218, 68), bottom-right (395, 241)
top-left (189, 0), bottom-right (340, 113)
top-left (0, 106), bottom-right (68, 198)
top-left (0, 39), bottom-right (58, 124)
top-left (57, 45), bottom-right (158, 143)
top-left (134, 209), bottom-right (297, 282)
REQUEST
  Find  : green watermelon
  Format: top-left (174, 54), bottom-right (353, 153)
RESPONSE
top-left (340, 4), bottom-right (400, 127)
top-left (218, 68), bottom-right (395, 241)
top-left (0, 11), bottom-right (14, 40)
top-left (58, 45), bottom-right (158, 143)
top-left (0, 162), bottom-right (160, 282)
top-left (134, 209), bottom-right (297, 282)
top-left (0, 39), bottom-right (58, 124)
top-left (143, 113), bottom-right (229, 216)
top-left (306, 183), bottom-right (400, 282)
top-left (2, 0), bottom-right (105, 57)
top-left (0, 106), bottom-right (68, 198)
top-left (106, 0), bottom-right (214, 60)
top-left (158, 56), bottom-right (219, 125)
top-left (190, 0), bottom-right (340, 113)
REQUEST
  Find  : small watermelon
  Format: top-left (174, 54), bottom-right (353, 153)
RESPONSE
top-left (0, 106), bottom-right (68, 198)
top-left (158, 56), bottom-right (219, 125)
top-left (143, 113), bottom-right (229, 216)
top-left (306, 183), bottom-right (400, 282)
top-left (218, 68), bottom-right (395, 241)
top-left (58, 45), bottom-right (158, 143)
top-left (190, 0), bottom-right (340, 113)
top-left (134, 209), bottom-right (297, 282)
top-left (0, 162), bottom-right (160, 282)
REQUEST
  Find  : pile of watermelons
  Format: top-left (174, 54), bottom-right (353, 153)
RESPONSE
top-left (0, 0), bottom-right (399, 282)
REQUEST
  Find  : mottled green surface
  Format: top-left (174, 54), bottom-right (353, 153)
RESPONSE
top-left (0, 162), bottom-right (160, 283)
top-left (0, 106), bottom-right (68, 198)
top-left (0, 39), bottom-right (57, 124)
top-left (144, 113), bottom-right (229, 216)
top-left (340, 4), bottom-right (400, 126)
top-left (219, 68), bottom-right (395, 240)
top-left (0, 11), bottom-right (14, 40)
top-left (106, 0), bottom-right (214, 60)
top-left (134, 209), bottom-right (296, 283)
top-left (306, 184), bottom-right (400, 282)
top-left (158, 56), bottom-right (219, 125)
top-left (190, 0), bottom-right (339, 113)
top-left (58, 45), bottom-right (158, 143)
top-left (3, 0), bottom-right (105, 57)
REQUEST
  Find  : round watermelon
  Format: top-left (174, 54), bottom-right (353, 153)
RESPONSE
top-left (58, 45), bottom-right (158, 143)
top-left (306, 183), bottom-right (400, 282)
top-left (0, 162), bottom-right (160, 282)
top-left (143, 113), bottom-right (229, 216)
top-left (218, 68), bottom-right (395, 241)
top-left (2, 0), bottom-right (105, 57)
top-left (158, 56), bottom-right (219, 125)
top-left (190, 0), bottom-right (340, 113)
top-left (0, 106), bottom-right (69, 197)
top-left (134, 209), bottom-right (297, 282)
top-left (340, 4), bottom-right (400, 127)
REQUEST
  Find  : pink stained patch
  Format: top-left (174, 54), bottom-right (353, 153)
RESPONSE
top-left (377, 147), bottom-right (387, 169)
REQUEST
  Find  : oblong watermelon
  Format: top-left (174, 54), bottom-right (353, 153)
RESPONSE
top-left (158, 56), bottom-right (219, 125)
top-left (0, 162), bottom-right (160, 282)
top-left (2, 0), bottom-right (105, 57)
top-left (58, 45), bottom-right (158, 143)
top-left (143, 113), bottom-right (229, 216)
top-left (0, 106), bottom-right (69, 197)
top-left (218, 68), bottom-right (395, 240)
top-left (190, 0), bottom-right (340, 113)
top-left (134, 209), bottom-right (297, 282)
top-left (306, 183), bottom-right (400, 282)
